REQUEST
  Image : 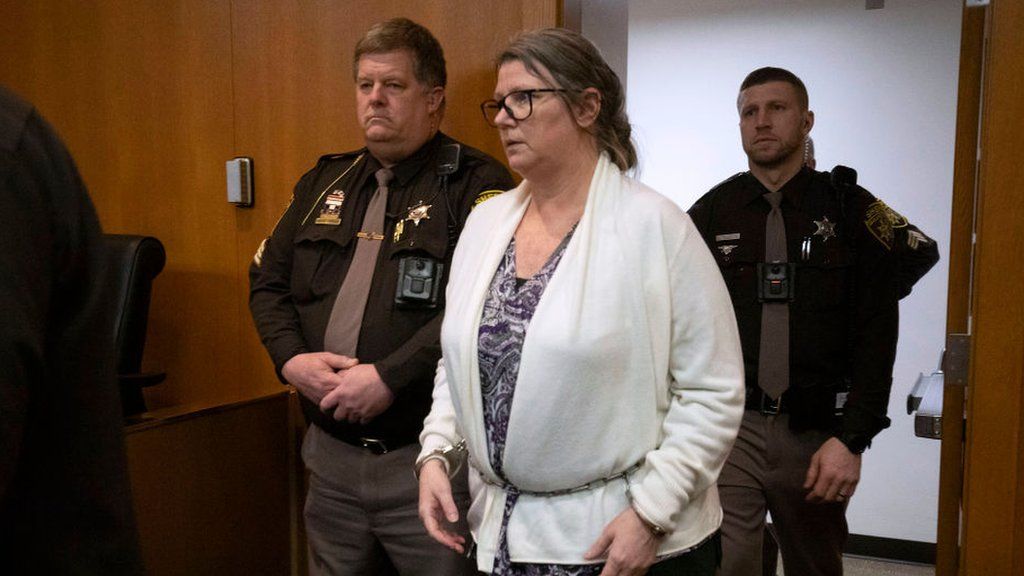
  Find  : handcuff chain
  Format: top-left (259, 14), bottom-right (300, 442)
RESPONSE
top-left (481, 462), bottom-right (642, 498)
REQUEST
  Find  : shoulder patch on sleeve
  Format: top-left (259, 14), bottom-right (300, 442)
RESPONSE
top-left (472, 189), bottom-right (503, 209)
top-left (864, 200), bottom-right (906, 250)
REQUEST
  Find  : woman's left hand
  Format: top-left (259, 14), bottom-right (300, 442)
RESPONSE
top-left (417, 459), bottom-right (466, 554)
top-left (584, 507), bottom-right (661, 576)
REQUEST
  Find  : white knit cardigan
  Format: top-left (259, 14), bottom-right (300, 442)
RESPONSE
top-left (419, 154), bottom-right (745, 572)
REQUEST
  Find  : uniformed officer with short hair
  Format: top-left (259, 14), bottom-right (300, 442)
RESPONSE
top-left (688, 67), bottom-right (901, 576)
top-left (249, 17), bottom-right (513, 576)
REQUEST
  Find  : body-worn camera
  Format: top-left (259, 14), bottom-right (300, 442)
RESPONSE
top-left (757, 262), bottom-right (796, 302)
top-left (395, 256), bottom-right (444, 309)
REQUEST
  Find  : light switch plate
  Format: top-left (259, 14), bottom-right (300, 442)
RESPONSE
top-left (226, 157), bottom-right (253, 207)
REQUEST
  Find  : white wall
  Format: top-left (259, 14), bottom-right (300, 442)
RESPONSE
top-left (587, 0), bottom-right (962, 543)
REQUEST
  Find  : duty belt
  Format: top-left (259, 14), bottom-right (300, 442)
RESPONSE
top-left (745, 385), bottom-right (850, 416)
top-left (479, 462), bottom-right (642, 497)
top-left (746, 387), bottom-right (786, 415)
top-left (330, 429), bottom-right (417, 455)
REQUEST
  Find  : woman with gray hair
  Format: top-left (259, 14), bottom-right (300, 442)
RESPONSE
top-left (417, 28), bottom-right (744, 575)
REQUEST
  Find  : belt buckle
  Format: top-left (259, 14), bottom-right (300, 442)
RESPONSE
top-left (760, 394), bottom-right (782, 415)
top-left (360, 437), bottom-right (389, 455)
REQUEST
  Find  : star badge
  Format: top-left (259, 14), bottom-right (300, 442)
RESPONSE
top-left (813, 216), bottom-right (836, 242)
top-left (407, 203), bottom-right (432, 226)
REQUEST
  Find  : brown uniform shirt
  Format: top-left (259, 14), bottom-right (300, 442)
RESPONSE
top-left (250, 132), bottom-right (514, 445)
top-left (688, 167), bottom-right (899, 450)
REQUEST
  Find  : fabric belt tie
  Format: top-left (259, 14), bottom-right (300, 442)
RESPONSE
top-left (323, 167), bottom-right (392, 356)
top-left (758, 189), bottom-right (789, 400)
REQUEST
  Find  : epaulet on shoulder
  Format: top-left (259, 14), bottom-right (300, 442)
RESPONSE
top-left (457, 143), bottom-right (504, 170)
top-left (317, 149), bottom-right (365, 163)
top-left (709, 171), bottom-right (746, 192)
top-left (456, 142), bottom-right (484, 160)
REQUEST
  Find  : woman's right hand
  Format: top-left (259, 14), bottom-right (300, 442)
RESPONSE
top-left (418, 459), bottom-right (466, 554)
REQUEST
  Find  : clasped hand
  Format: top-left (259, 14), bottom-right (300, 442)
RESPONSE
top-left (281, 352), bottom-right (394, 424)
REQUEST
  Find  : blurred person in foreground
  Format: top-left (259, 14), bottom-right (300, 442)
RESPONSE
top-left (0, 85), bottom-right (142, 574)
top-left (416, 29), bottom-right (744, 576)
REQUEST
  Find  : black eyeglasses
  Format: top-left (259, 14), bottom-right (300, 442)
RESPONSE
top-left (480, 89), bottom-right (569, 127)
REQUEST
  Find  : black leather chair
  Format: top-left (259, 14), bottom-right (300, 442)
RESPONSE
top-left (101, 234), bottom-right (166, 416)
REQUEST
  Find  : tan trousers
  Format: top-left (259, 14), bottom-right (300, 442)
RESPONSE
top-left (302, 426), bottom-right (476, 576)
top-left (718, 411), bottom-right (848, 576)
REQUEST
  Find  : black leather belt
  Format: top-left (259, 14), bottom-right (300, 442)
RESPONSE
top-left (331, 431), bottom-right (416, 455)
top-left (745, 387), bottom-right (787, 415)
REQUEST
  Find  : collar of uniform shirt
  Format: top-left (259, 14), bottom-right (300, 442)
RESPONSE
top-left (742, 165), bottom-right (814, 211)
top-left (375, 131), bottom-right (447, 189)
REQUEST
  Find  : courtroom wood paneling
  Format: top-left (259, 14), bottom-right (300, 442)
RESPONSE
top-left (0, 0), bottom-right (560, 409)
top-left (936, 5), bottom-right (986, 576)
top-left (231, 0), bottom-right (560, 395)
top-left (0, 1), bottom-right (244, 409)
top-left (125, 393), bottom-right (290, 575)
top-left (959, 1), bottom-right (1024, 574)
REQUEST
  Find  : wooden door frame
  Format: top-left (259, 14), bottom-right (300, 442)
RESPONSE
top-left (942, 1), bottom-right (1024, 574)
top-left (936, 4), bottom-right (985, 575)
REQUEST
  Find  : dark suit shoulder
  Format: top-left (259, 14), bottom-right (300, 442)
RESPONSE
top-left (0, 86), bottom-right (32, 154)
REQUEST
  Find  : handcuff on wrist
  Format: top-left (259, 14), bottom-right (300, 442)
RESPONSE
top-left (415, 439), bottom-right (467, 479)
top-left (624, 480), bottom-right (669, 537)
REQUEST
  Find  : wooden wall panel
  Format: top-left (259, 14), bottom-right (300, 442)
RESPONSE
top-left (125, 393), bottom-right (290, 575)
top-left (0, 1), bottom-right (244, 409)
top-left (231, 0), bottom-right (560, 394)
top-left (0, 0), bottom-right (560, 408)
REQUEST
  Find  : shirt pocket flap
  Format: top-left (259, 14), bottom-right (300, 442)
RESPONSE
top-left (293, 220), bottom-right (355, 250)
top-left (714, 240), bottom-right (758, 267)
top-left (388, 221), bottom-right (448, 261)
